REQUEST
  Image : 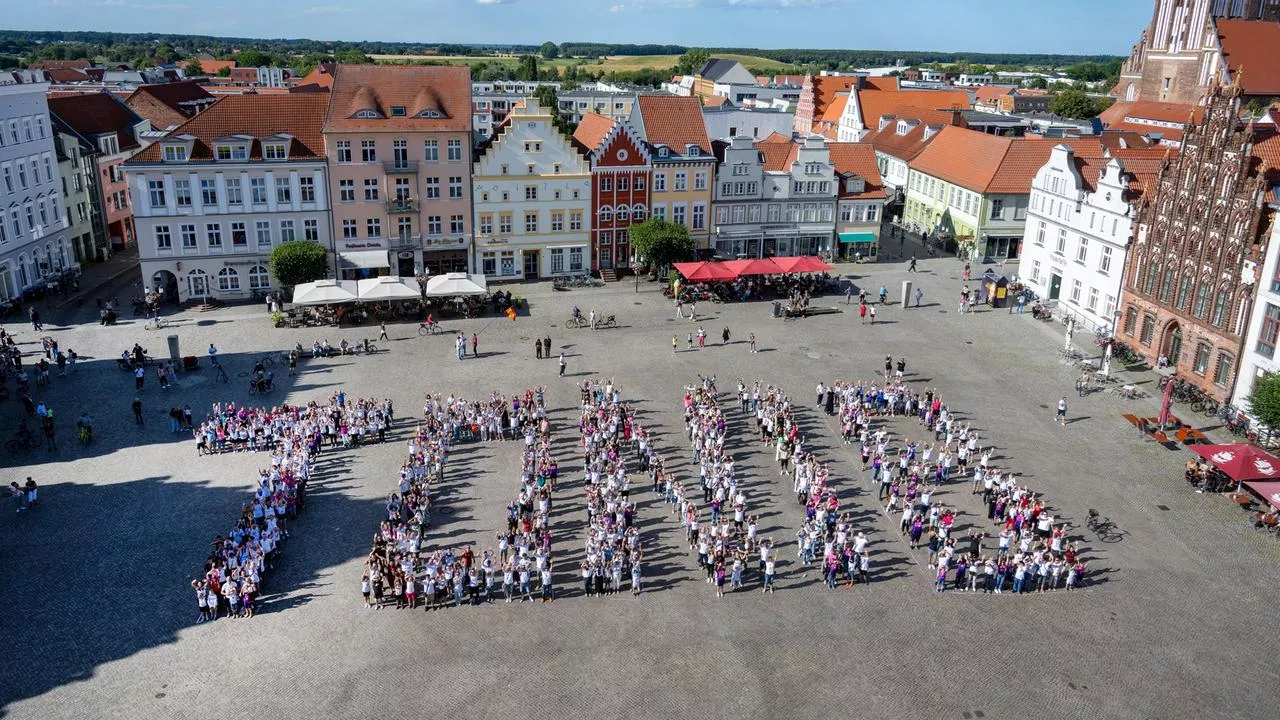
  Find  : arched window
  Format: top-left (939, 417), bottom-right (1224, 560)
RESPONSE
top-left (1176, 276), bottom-right (1192, 310)
top-left (248, 265), bottom-right (270, 289)
top-left (1193, 282), bottom-right (1210, 317)
top-left (632, 204), bottom-right (646, 221)
top-left (599, 206), bottom-right (613, 223)
top-left (1144, 262), bottom-right (1160, 295)
top-left (616, 206), bottom-right (629, 222)
top-left (1158, 266), bottom-right (1175, 303)
top-left (1211, 287), bottom-right (1229, 327)
top-left (217, 267), bottom-right (241, 292)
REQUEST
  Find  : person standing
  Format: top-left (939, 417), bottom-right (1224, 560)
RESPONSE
top-left (589, 309), bottom-right (597, 331)
top-left (471, 332), bottom-right (478, 358)
top-left (1057, 396), bottom-right (1068, 426)
top-left (10, 481), bottom-right (26, 512)
top-left (869, 305), bottom-right (877, 325)
top-left (24, 477), bottom-right (37, 507)
top-left (748, 333), bottom-right (757, 353)
top-left (543, 334), bottom-right (552, 358)
top-left (915, 287), bottom-right (923, 307)
top-left (378, 322), bottom-right (389, 342)
top-left (134, 365), bottom-right (145, 391)
top-left (29, 307), bottom-right (42, 332)
top-left (536, 338), bottom-right (543, 360)
top-left (672, 335), bottom-right (678, 354)
top-left (132, 396), bottom-right (144, 425)
top-left (558, 352), bottom-right (566, 377)
top-left (207, 343), bottom-right (219, 367)
top-left (722, 326), bottom-right (731, 345)
top-left (859, 303), bottom-right (867, 324)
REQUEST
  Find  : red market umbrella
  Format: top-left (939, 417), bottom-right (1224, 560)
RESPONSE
top-left (1243, 480), bottom-right (1280, 511)
top-left (769, 256), bottom-right (809, 273)
top-left (723, 258), bottom-right (784, 276)
top-left (688, 262), bottom-right (738, 282)
top-left (673, 261), bottom-right (706, 279)
top-left (1191, 443), bottom-right (1280, 481)
top-left (794, 256), bottom-right (834, 273)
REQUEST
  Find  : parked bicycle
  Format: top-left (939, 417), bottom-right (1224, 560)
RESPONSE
top-left (144, 316), bottom-right (170, 331)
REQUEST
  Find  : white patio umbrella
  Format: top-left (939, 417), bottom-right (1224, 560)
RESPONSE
top-left (356, 275), bottom-right (420, 302)
top-left (424, 272), bottom-right (488, 297)
top-left (291, 279), bottom-right (358, 306)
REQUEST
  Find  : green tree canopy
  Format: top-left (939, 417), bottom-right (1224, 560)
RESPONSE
top-left (629, 219), bottom-right (695, 272)
top-left (1024, 76), bottom-right (1048, 89)
top-left (516, 54), bottom-right (540, 81)
top-left (270, 240), bottom-right (329, 290)
top-left (675, 47), bottom-right (710, 75)
top-left (1248, 372), bottom-right (1280, 431)
top-left (1049, 87), bottom-right (1101, 119)
top-left (184, 57), bottom-right (204, 75)
top-left (539, 41), bottom-right (559, 59)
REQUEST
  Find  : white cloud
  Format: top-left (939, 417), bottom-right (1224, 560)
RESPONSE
top-left (475, 0), bottom-right (512, 5)
top-left (609, 3), bottom-right (625, 10)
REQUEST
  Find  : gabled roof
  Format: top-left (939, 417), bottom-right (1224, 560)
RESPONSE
top-left (127, 94), bottom-right (329, 164)
top-left (48, 93), bottom-right (144, 151)
top-left (1216, 19), bottom-right (1280, 95)
top-left (987, 138), bottom-right (1103, 194)
top-left (827, 142), bottom-right (887, 199)
top-left (633, 95), bottom-right (712, 155)
top-left (325, 64), bottom-right (471, 133)
top-left (1097, 100), bottom-right (1203, 127)
top-left (125, 81), bottom-right (215, 129)
top-left (703, 95), bottom-right (731, 108)
top-left (571, 111), bottom-right (615, 153)
top-left (195, 59), bottom-right (236, 75)
top-left (856, 87), bottom-right (972, 134)
top-left (756, 140), bottom-right (800, 173)
top-left (697, 58), bottom-right (746, 82)
top-left (864, 106), bottom-right (965, 162)
top-left (912, 125), bottom-right (1104, 194)
top-left (757, 132), bottom-right (792, 144)
top-left (811, 76), bottom-right (859, 119)
top-left (974, 85), bottom-right (1015, 103)
top-left (1109, 147), bottom-right (1172, 201)
top-left (44, 68), bottom-right (90, 83)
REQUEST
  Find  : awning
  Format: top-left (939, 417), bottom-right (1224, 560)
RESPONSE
top-left (424, 272), bottom-right (488, 297)
top-left (291, 279), bottom-right (358, 306)
top-left (1243, 480), bottom-right (1280, 511)
top-left (839, 232), bottom-right (876, 243)
top-left (339, 250), bottom-right (390, 270)
top-left (356, 276), bottom-right (420, 301)
top-left (1191, 444), bottom-right (1280, 481)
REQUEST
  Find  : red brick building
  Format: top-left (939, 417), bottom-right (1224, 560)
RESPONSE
top-left (1118, 83), bottom-right (1269, 401)
top-left (572, 112), bottom-right (651, 273)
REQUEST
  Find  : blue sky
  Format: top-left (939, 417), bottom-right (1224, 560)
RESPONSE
top-left (17, 0), bottom-right (1149, 55)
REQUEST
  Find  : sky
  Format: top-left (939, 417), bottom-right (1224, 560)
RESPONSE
top-left (15, 0), bottom-right (1152, 56)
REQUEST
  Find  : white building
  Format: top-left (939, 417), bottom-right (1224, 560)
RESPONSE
top-left (0, 74), bottom-right (72, 304)
top-left (125, 94), bottom-right (332, 303)
top-left (1020, 144), bottom-right (1158, 334)
top-left (1233, 219), bottom-right (1280, 413)
top-left (702, 105), bottom-right (794, 142)
top-left (472, 99), bottom-right (591, 280)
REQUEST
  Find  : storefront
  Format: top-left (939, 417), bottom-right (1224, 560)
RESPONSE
top-left (339, 250), bottom-right (391, 280)
top-left (838, 232), bottom-right (877, 261)
top-left (983, 235), bottom-right (1021, 261)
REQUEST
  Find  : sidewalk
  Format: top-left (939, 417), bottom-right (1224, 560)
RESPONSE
top-left (54, 246), bottom-right (140, 311)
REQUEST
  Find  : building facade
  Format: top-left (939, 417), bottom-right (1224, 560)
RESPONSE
top-left (126, 94), bottom-right (332, 303)
top-left (702, 105), bottom-right (795, 142)
top-left (1234, 218), bottom-right (1280, 412)
top-left (828, 142), bottom-right (887, 260)
top-left (629, 95), bottom-right (716, 252)
top-left (50, 120), bottom-right (107, 266)
top-left (1118, 85), bottom-right (1267, 401)
top-left (473, 99), bottom-right (591, 279)
top-left (0, 75), bottom-right (71, 304)
top-left (324, 65), bottom-right (473, 278)
top-left (572, 112), bottom-right (651, 272)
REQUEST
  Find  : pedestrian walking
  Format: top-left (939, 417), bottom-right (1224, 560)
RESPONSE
top-left (689, 302), bottom-right (697, 322)
top-left (558, 352), bottom-right (566, 377)
top-left (10, 481), bottom-right (26, 512)
top-left (687, 332), bottom-right (694, 351)
top-left (859, 303), bottom-right (867, 324)
top-left (29, 307), bottom-right (41, 331)
top-left (672, 334), bottom-right (678, 354)
top-left (24, 477), bottom-right (37, 507)
top-left (288, 351), bottom-right (297, 376)
top-left (697, 327), bottom-right (706, 348)
top-left (676, 300), bottom-right (684, 319)
top-left (869, 305), bottom-right (877, 324)
top-left (846, 287), bottom-right (854, 304)
top-left (134, 365), bottom-right (145, 390)
top-left (378, 322), bottom-right (389, 342)
top-left (1016, 294), bottom-right (1026, 314)
top-left (963, 262), bottom-right (972, 281)
top-left (722, 326), bottom-right (731, 345)
top-left (915, 287), bottom-right (923, 307)
top-left (1057, 396), bottom-right (1068, 426)
top-left (908, 255), bottom-right (917, 272)
top-left (748, 333), bottom-right (757, 353)
top-left (471, 332), bottom-right (478, 357)
top-left (589, 309), bottom-right (598, 331)
top-left (132, 396), bottom-right (144, 425)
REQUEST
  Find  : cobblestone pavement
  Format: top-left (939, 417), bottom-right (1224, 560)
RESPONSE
top-left (1, 253), bottom-right (1277, 720)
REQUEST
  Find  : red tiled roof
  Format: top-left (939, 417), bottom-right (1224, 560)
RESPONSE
top-left (196, 59), bottom-right (236, 74)
top-left (863, 106), bottom-right (965, 162)
top-left (1106, 120), bottom-right (1187, 143)
top-left (29, 60), bottom-right (90, 70)
top-left (974, 85), bottom-right (1015, 103)
top-left (125, 81), bottom-right (215, 129)
top-left (1098, 99), bottom-right (1203, 127)
top-left (1110, 147), bottom-right (1173, 201)
top-left (572, 111), bottom-right (615, 153)
top-left (324, 64), bottom-right (471, 133)
top-left (1097, 131), bottom-right (1154, 151)
top-left (811, 76), bottom-right (858, 120)
top-left (857, 87), bottom-right (971, 134)
top-left (296, 63), bottom-right (336, 90)
top-left (827, 142), bottom-right (887, 199)
top-left (756, 140), bottom-right (799, 172)
top-left (1017, 88), bottom-right (1049, 97)
top-left (48, 93), bottom-right (142, 151)
top-left (912, 126), bottom-right (1103, 194)
top-left (988, 138), bottom-right (1103, 194)
top-left (1250, 117), bottom-right (1280, 202)
top-left (128, 94), bottom-right (329, 163)
top-left (634, 95), bottom-right (712, 153)
top-left (44, 69), bottom-right (89, 83)
top-left (757, 132), bottom-right (792, 144)
top-left (1217, 19), bottom-right (1280, 95)
top-left (775, 74), bottom-right (806, 86)
top-left (703, 95), bottom-right (730, 108)
top-left (864, 76), bottom-right (899, 92)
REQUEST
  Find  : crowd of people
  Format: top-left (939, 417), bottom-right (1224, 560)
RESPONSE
top-left (578, 378), bottom-right (651, 596)
top-left (362, 388), bottom-right (559, 609)
top-left (190, 398), bottom-right (362, 622)
top-left (192, 391), bottom-right (393, 455)
top-left (825, 365), bottom-right (1088, 593)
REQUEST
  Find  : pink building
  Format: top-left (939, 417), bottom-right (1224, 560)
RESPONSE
top-left (324, 65), bottom-right (473, 278)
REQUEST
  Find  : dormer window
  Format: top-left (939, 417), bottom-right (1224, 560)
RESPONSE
top-left (845, 176), bottom-right (866, 193)
top-left (686, 145), bottom-right (700, 157)
top-left (263, 143), bottom-right (288, 161)
top-left (162, 144), bottom-right (187, 162)
top-left (878, 116), bottom-right (893, 131)
top-left (896, 121), bottom-right (909, 135)
top-left (354, 109), bottom-right (381, 119)
top-left (657, 146), bottom-right (669, 158)
top-left (416, 109), bottom-right (443, 119)
top-left (390, 106), bottom-right (407, 117)
top-left (215, 144), bottom-right (248, 161)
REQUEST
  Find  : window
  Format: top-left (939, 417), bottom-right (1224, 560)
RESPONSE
top-left (200, 179), bottom-right (218, 206)
top-left (1257, 304), bottom-right (1280, 359)
top-left (618, 177), bottom-right (629, 192)
top-left (154, 224), bottom-right (172, 250)
top-left (1030, 260), bottom-right (1042, 283)
top-left (342, 219), bottom-right (358, 239)
top-left (249, 265), bottom-right (270, 290)
top-left (1055, 228), bottom-right (1066, 255)
top-left (1193, 284), bottom-right (1209, 318)
top-left (424, 140), bottom-right (439, 161)
top-left (991, 199), bottom-right (1003, 218)
top-left (163, 145), bottom-right (187, 162)
top-left (250, 178), bottom-right (267, 205)
top-left (570, 211), bottom-right (583, 231)
top-left (205, 223), bottom-right (222, 250)
top-left (569, 247), bottom-right (584, 272)
top-left (276, 178), bottom-right (292, 204)
top-left (263, 143), bottom-right (287, 161)
top-left (617, 206), bottom-right (630, 222)
top-left (1176, 277), bottom-right (1192, 310)
top-left (304, 219), bottom-right (319, 241)
top-left (654, 173), bottom-right (666, 192)
top-left (1070, 279), bottom-right (1082, 303)
top-left (600, 207), bottom-right (613, 224)
top-left (279, 219), bottom-right (296, 242)
top-left (339, 180), bottom-right (355, 202)
top-left (551, 211), bottom-right (564, 231)
top-left (1099, 245), bottom-right (1112, 274)
top-left (524, 212), bottom-right (539, 233)
top-left (523, 141), bottom-right (542, 154)
top-left (482, 252), bottom-right (497, 275)
top-left (633, 205), bottom-right (646, 222)
top-left (499, 214), bottom-right (512, 234)
top-left (692, 203), bottom-right (706, 230)
top-left (256, 221), bottom-right (272, 248)
top-left (1193, 343), bottom-right (1211, 375)
top-left (364, 179), bottom-right (379, 201)
top-left (447, 140), bottom-right (462, 161)
top-left (231, 222), bottom-right (247, 246)
top-left (450, 215), bottom-right (465, 234)
top-left (2, 166), bottom-right (10, 193)
top-left (674, 172), bottom-right (687, 191)
top-left (1104, 294), bottom-right (1116, 319)
top-left (672, 204), bottom-right (687, 226)
top-left (1158, 267), bottom-right (1174, 304)
top-left (550, 248), bottom-right (565, 274)
top-left (1140, 315), bottom-right (1155, 346)
top-left (360, 140), bottom-right (376, 162)
top-left (694, 172), bottom-right (707, 190)
top-left (225, 178), bottom-right (243, 205)
top-left (1214, 352), bottom-right (1234, 387)
top-left (217, 267), bottom-right (240, 292)
top-left (449, 177), bottom-right (463, 199)
top-left (1123, 307), bottom-right (1136, 336)
top-left (366, 218), bottom-right (381, 239)
top-left (171, 179), bottom-right (191, 208)
top-left (299, 177), bottom-right (315, 203)
top-left (1212, 288), bottom-right (1229, 326)
top-left (479, 214), bottom-right (493, 234)
top-left (336, 140), bottom-right (351, 163)
top-left (427, 216), bottom-right (442, 235)
top-left (1075, 237), bottom-right (1088, 264)
top-left (1086, 287), bottom-right (1099, 312)
top-left (425, 177), bottom-right (440, 199)
top-left (178, 223), bottom-right (197, 249)
top-left (601, 177), bottom-right (612, 193)
top-left (148, 180), bottom-right (166, 208)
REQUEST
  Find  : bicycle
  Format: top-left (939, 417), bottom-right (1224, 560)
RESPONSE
top-left (144, 316), bottom-right (170, 331)
top-left (1086, 509), bottom-right (1126, 543)
top-left (418, 322), bottom-right (443, 336)
top-left (6, 430), bottom-right (39, 453)
top-left (77, 425), bottom-right (92, 445)
top-left (565, 316), bottom-right (585, 329)
top-left (213, 364), bottom-right (230, 384)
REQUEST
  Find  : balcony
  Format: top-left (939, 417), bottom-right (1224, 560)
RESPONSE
top-left (386, 196), bottom-right (418, 213)
top-left (390, 234), bottom-right (421, 250)
top-left (383, 160), bottom-right (419, 175)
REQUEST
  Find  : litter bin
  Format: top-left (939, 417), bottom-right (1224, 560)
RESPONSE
top-left (772, 301), bottom-right (782, 318)
top-left (982, 272), bottom-right (1009, 308)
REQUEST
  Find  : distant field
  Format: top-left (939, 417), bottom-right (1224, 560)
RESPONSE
top-left (367, 53), bottom-right (799, 74)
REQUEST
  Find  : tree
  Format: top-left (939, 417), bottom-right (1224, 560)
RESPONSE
top-left (539, 41), bottom-right (559, 60)
top-left (1024, 76), bottom-right (1048, 90)
top-left (629, 219), bottom-right (695, 272)
top-left (675, 47), bottom-right (710, 75)
top-left (216, 66), bottom-right (232, 77)
top-left (1049, 87), bottom-right (1101, 119)
top-left (184, 58), bottom-right (204, 75)
top-left (1248, 372), bottom-right (1280, 432)
top-left (270, 240), bottom-right (329, 289)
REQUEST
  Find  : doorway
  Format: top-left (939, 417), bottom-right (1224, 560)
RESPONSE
top-left (187, 269), bottom-right (209, 302)
top-left (523, 250), bottom-right (540, 279)
top-left (1048, 273), bottom-right (1062, 301)
top-left (1165, 322), bottom-right (1183, 366)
